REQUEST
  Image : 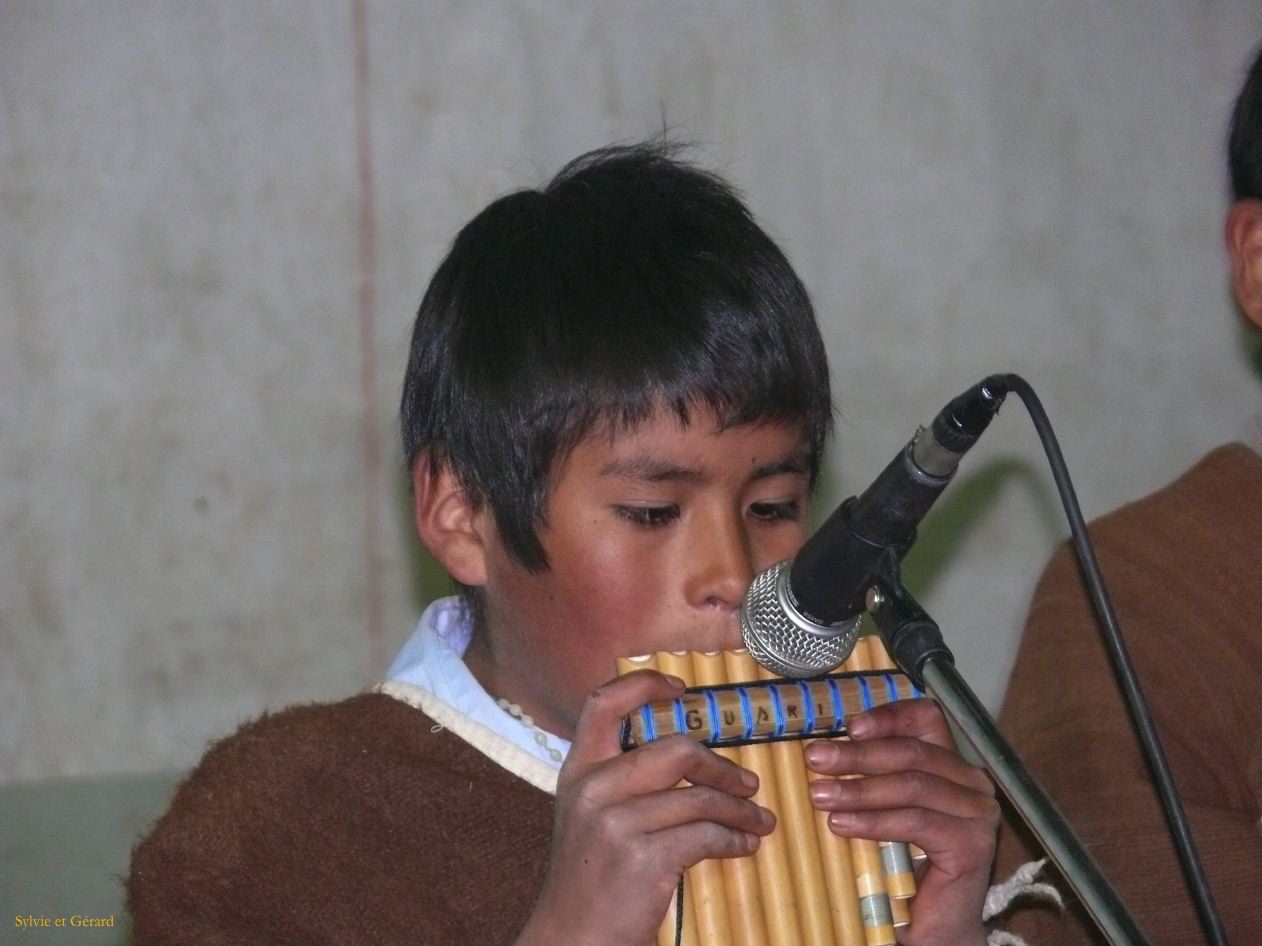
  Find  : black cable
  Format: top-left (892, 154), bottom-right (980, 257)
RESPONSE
top-left (1000, 373), bottom-right (1229, 946)
top-left (673, 874), bottom-right (685, 946)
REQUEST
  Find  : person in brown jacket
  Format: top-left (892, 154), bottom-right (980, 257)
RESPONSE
top-left (993, 42), bottom-right (1262, 946)
top-left (128, 142), bottom-right (1003, 946)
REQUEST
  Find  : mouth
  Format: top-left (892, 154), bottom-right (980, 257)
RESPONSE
top-left (619, 640), bottom-right (766, 690)
top-left (652, 623), bottom-right (745, 657)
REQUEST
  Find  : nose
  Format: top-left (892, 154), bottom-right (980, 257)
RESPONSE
top-left (683, 509), bottom-right (755, 615)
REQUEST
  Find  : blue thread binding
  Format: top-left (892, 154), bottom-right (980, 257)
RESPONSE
top-left (672, 697), bottom-right (686, 736)
top-left (827, 677), bottom-right (844, 733)
top-left (704, 689), bottom-right (720, 744)
top-left (858, 675), bottom-right (873, 711)
top-left (768, 683), bottom-right (787, 738)
top-left (641, 704), bottom-right (657, 743)
top-left (798, 681), bottom-right (815, 735)
top-left (738, 686), bottom-right (754, 741)
top-left (883, 673), bottom-right (899, 704)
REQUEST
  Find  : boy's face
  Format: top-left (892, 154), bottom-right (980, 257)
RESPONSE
top-left (465, 406), bottom-right (815, 740)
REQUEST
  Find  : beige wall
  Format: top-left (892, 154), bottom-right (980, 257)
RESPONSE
top-left (4, 1), bottom-right (1261, 781)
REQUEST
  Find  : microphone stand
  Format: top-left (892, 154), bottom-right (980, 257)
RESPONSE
top-left (862, 552), bottom-right (1152, 946)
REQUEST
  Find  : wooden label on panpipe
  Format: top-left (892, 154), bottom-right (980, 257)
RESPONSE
top-left (620, 668), bottom-right (922, 750)
top-left (616, 644), bottom-right (920, 946)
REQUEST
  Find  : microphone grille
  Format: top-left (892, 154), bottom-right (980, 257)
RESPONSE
top-left (740, 560), bottom-right (860, 678)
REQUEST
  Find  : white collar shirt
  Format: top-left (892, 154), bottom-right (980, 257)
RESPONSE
top-left (386, 596), bottom-right (571, 768)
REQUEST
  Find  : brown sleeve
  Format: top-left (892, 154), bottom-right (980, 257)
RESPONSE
top-left (127, 693), bottom-right (553, 946)
top-left (993, 446), bottom-right (1262, 946)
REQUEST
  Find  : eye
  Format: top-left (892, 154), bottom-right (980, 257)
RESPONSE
top-left (749, 500), bottom-right (801, 523)
top-left (614, 504), bottom-right (680, 528)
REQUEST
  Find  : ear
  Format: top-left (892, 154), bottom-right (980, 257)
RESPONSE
top-left (411, 453), bottom-right (489, 587)
top-left (1226, 198), bottom-right (1262, 328)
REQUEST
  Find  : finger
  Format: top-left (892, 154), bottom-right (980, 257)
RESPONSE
top-left (645, 818), bottom-right (766, 869)
top-left (565, 670), bottom-right (687, 769)
top-left (627, 734), bottom-right (762, 795)
top-left (803, 737), bottom-right (995, 797)
top-left (807, 768), bottom-right (999, 820)
top-left (845, 698), bottom-right (958, 751)
top-left (820, 805), bottom-right (997, 874)
top-left (617, 783), bottom-right (777, 838)
top-left (572, 734), bottom-right (760, 803)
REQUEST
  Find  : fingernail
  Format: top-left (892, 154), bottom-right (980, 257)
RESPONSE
top-left (663, 674), bottom-right (685, 688)
top-left (741, 768), bottom-right (759, 791)
top-left (848, 714), bottom-right (872, 738)
top-left (804, 741), bottom-right (835, 766)
top-left (829, 811), bottom-right (859, 831)
top-left (808, 781), bottom-right (833, 805)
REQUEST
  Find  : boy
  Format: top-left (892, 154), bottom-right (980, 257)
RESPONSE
top-left (129, 142), bottom-right (998, 945)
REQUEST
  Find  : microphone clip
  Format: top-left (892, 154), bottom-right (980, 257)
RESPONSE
top-left (861, 549), bottom-right (953, 690)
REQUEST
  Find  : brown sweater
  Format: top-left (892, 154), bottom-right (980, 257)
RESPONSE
top-left (127, 693), bottom-right (555, 945)
top-left (993, 444), bottom-right (1262, 946)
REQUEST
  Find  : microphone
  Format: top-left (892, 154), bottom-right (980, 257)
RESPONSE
top-left (740, 375), bottom-right (1009, 677)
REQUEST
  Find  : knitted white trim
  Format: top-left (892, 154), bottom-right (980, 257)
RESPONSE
top-left (988, 932), bottom-right (1035, 946)
top-left (984, 859), bottom-right (1062, 946)
top-left (984, 858), bottom-right (1062, 920)
top-left (376, 678), bottom-right (559, 795)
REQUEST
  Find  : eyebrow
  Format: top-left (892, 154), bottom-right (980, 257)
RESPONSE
top-left (750, 456), bottom-right (811, 480)
top-left (599, 452), bottom-right (811, 484)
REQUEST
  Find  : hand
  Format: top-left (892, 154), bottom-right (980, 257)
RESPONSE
top-left (804, 699), bottom-right (998, 946)
top-left (516, 671), bottom-right (776, 946)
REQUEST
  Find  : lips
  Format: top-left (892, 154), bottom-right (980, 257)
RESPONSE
top-left (653, 623), bottom-right (743, 656)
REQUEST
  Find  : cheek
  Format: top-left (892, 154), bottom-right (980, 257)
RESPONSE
top-left (780, 523), bottom-right (812, 561)
top-left (545, 533), bottom-right (674, 652)
top-left (551, 532), bottom-right (666, 620)
top-left (750, 522), bottom-right (812, 574)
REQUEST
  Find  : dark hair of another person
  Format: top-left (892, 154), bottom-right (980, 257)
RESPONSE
top-left (1229, 42), bottom-right (1262, 201)
top-left (400, 140), bottom-right (833, 572)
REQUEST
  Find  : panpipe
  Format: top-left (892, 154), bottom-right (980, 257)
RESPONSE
top-left (616, 637), bottom-right (924, 946)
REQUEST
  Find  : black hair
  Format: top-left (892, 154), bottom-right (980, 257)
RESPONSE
top-left (400, 140), bottom-right (832, 572)
top-left (1229, 42), bottom-right (1262, 201)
